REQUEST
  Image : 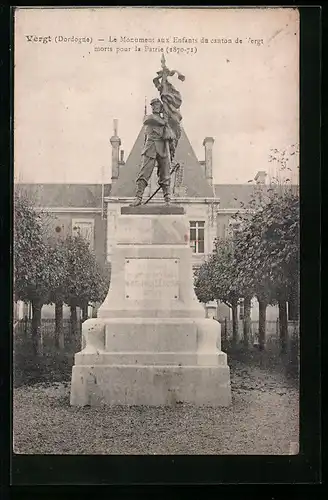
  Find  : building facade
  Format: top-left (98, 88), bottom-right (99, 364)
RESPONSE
top-left (15, 120), bottom-right (284, 323)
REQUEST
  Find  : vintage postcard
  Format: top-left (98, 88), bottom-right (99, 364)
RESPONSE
top-left (13, 6), bottom-right (301, 461)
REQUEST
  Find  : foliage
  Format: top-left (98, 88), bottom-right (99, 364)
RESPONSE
top-left (230, 145), bottom-right (299, 305)
top-left (193, 260), bottom-right (214, 304)
top-left (47, 238), bottom-right (69, 304)
top-left (14, 190), bottom-right (58, 306)
top-left (268, 144), bottom-right (299, 183)
top-left (14, 190), bottom-right (110, 310)
top-left (194, 238), bottom-right (241, 308)
top-left (62, 235), bottom-right (110, 308)
top-left (194, 146), bottom-right (299, 350)
top-left (232, 182), bottom-right (299, 303)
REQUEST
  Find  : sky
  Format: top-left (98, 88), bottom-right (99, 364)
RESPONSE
top-left (14, 7), bottom-right (299, 185)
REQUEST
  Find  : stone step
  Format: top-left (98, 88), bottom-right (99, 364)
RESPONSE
top-left (74, 351), bottom-right (228, 367)
top-left (70, 364), bottom-right (232, 406)
top-left (81, 318), bottom-right (222, 353)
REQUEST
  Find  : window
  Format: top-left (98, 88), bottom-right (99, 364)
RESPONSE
top-left (72, 219), bottom-right (95, 250)
top-left (189, 221), bottom-right (205, 254)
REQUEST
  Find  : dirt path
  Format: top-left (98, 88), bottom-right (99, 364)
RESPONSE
top-left (13, 361), bottom-right (299, 455)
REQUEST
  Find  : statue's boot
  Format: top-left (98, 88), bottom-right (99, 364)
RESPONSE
top-left (162, 184), bottom-right (171, 206)
top-left (129, 179), bottom-right (147, 207)
top-left (164, 194), bottom-right (171, 206)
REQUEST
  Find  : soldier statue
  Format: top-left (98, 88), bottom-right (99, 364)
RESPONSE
top-left (130, 55), bottom-right (185, 207)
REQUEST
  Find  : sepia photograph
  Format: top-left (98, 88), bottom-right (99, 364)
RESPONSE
top-left (13, 6), bottom-right (300, 457)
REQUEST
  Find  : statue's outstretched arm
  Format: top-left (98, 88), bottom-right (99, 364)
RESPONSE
top-left (153, 76), bottom-right (162, 91)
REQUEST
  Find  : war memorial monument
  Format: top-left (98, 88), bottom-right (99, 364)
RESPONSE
top-left (70, 56), bottom-right (232, 406)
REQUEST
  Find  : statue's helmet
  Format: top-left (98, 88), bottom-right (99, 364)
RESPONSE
top-left (150, 98), bottom-right (162, 108)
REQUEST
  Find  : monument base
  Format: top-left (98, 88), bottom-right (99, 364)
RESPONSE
top-left (70, 365), bottom-right (231, 407)
top-left (70, 317), bottom-right (232, 407)
top-left (70, 207), bottom-right (232, 407)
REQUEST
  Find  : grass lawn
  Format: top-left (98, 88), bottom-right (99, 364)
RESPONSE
top-left (13, 352), bottom-right (299, 455)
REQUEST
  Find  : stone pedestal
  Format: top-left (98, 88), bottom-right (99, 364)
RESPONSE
top-left (70, 205), bottom-right (232, 406)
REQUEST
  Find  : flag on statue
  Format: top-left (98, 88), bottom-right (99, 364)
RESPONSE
top-left (153, 55), bottom-right (185, 160)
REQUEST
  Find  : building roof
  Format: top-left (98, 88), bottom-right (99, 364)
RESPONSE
top-left (214, 184), bottom-right (260, 209)
top-left (110, 126), bottom-right (215, 198)
top-left (16, 183), bottom-right (111, 208)
top-left (15, 181), bottom-right (297, 210)
top-left (15, 182), bottom-right (298, 210)
top-left (214, 183), bottom-right (299, 209)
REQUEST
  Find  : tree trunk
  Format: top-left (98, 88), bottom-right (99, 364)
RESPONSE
top-left (55, 300), bottom-right (64, 350)
top-left (232, 302), bottom-right (238, 347)
top-left (288, 291), bottom-right (299, 321)
top-left (70, 304), bottom-right (78, 338)
top-left (81, 302), bottom-right (89, 322)
top-left (23, 314), bottom-right (28, 341)
top-left (258, 300), bottom-right (267, 351)
top-left (243, 296), bottom-right (251, 348)
top-left (31, 299), bottom-right (43, 356)
top-left (221, 317), bottom-right (227, 349)
top-left (279, 299), bottom-right (288, 353)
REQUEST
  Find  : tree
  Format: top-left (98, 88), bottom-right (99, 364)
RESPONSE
top-left (232, 168), bottom-right (299, 352)
top-left (232, 205), bottom-right (276, 351)
top-left (79, 259), bottom-right (111, 322)
top-left (13, 190), bottom-right (61, 355)
top-left (261, 186), bottom-right (299, 352)
top-left (47, 238), bottom-right (68, 350)
top-left (62, 235), bottom-right (110, 337)
top-left (242, 295), bottom-right (252, 348)
top-left (268, 145), bottom-right (300, 349)
top-left (194, 238), bottom-right (242, 346)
